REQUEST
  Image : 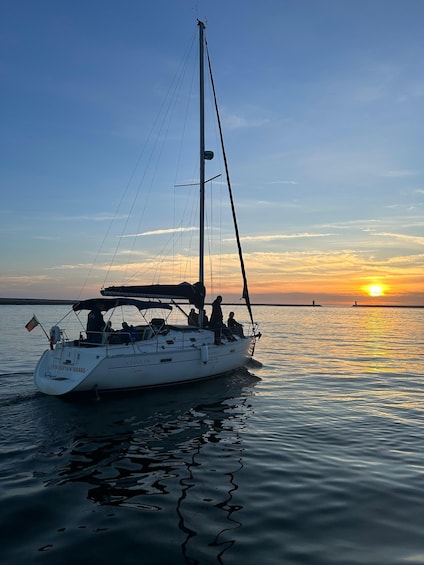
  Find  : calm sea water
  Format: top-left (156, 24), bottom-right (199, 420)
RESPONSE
top-left (0, 304), bottom-right (423, 564)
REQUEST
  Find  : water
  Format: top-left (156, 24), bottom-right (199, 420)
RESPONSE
top-left (1, 305), bottom-right (423, 564)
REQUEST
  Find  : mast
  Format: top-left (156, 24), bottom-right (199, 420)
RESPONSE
top-left (198, 20), bottom-right (206, 328)
top-left (198, 20), bottom-right (205, 295)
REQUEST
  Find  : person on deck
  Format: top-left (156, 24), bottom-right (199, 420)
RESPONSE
top-left (227, 311), bottom-right (244, 337)
top-left (121, 322), bottom-right (140, 342)
top-left (202, 310), bottom-right (209, 326)
top-left (86, 307), bottom-right (105, 344)
top-left (209, 295), bottom-right (235, 344)
top-left (188, 308), bottom-right (199, 326)
top-left (210, 296), bottom-right (223, 327)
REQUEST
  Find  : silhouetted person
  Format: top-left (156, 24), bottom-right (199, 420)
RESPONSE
top-left (210, 295), bottom-right (223, 328)
top-left (86, 307), bottom-right (104, 344)
top-left (188, 308), bottom-right (199, 326)
top-left (210, 295), bottom-right (230, 344)
top-left (227, 311), bottom-right (244, 337)
top-left (121, 322), bottom-right (139, 342)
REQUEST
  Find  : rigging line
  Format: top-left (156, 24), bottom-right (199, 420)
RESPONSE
top-left (124, 178), bottom-right (199, 284)
top-left (121, 42), bottom-right (195, 283)
top-left (78, 189), bottom-right (138, 300)
top-left (172, 50), bottom-right (197, 279)
top-left (205, 36), bottom-right (255, 325)
top-left (94, 37), bottom-right (194, 293)
top-left (174, 173), bottom-right (221, 187)
top-left (173, 40), bottom-right (198, 190)
top-left (103, 29), bottom-right (198, 287)
top-left (205, 180), bottom-right (215, 295)
top-left (127, 32), bottom-right (200, 283)
top-left (124, 218), bottom-right (197, 284)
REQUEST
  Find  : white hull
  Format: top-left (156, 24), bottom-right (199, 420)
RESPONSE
top-left (34, 327), bottom-right (255, 396)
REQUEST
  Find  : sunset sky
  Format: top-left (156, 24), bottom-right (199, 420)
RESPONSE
top-left (1, 0), bottom-right (423, 305)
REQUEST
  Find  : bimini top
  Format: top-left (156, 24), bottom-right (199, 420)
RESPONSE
top-left (72, 297), bottom-right (173, 312)
top-left (101, 281), bottom-right (206, 310)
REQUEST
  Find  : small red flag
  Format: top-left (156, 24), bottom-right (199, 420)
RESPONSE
top-left (25, 315), bottom-right (39, 332)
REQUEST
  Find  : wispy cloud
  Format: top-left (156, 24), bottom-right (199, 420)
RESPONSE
top-left (54, 213), bottom-right (128, 222)
top-left (221, 107), bottom-right (269, 130)
top-left (122, 227), bottom-right (198, 237)
top-left (224, 232), bottom-right (333, 242)
top-left (237, 199), bottom-right (301, 209)
top-left (410, 84), bottom-right (424, 97)
top-left (321, 219), bottom-right (383, 230)
top-left (353, 85), bottom-right (386, 102)
top-left (373, 232), bottom-right (424, 246)
top-left (380, 170), bottom-right (417, 178)
top-left (399, 83), bottom-right (424, 102)
top-left (0, 274), bottom-right (50, 284)
top-left (47, 263), bottom-right (93, 270)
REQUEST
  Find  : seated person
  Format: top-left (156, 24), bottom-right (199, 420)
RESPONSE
top-left (188, 308), bottom-right (199, 326)
top-left (227, 311), bottom-right (244, 337)
top-left (121, 322), bottom-right (140, 342)
top-left (202, 310), bottom-right (209, 326)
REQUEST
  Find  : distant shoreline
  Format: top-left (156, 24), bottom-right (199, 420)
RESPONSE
top-left (0, 298), bottom-right (75, 305)
top-left (0, 298), bottom-right (422, 308)
top-left (0, 298), bottom-right (322, 307)
top-left (352, 304), bottom-right (423, 309)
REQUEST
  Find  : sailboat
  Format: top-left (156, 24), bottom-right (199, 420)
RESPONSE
top-left (33, 21), bottom-right (260, 396)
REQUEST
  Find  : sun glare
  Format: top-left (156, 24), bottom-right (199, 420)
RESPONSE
top-left (366, 284), bottom-right (385, 297)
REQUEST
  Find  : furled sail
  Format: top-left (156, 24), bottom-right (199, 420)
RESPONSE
top-left (73, 297), bottom-right (172, 312)
top-left (101, 281), bottom-right (206, 310)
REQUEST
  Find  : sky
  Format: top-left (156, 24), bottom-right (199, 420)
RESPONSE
top-left (1, 0), bottom-right (423, 306)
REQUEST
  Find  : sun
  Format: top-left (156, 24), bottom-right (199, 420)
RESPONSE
top-left (366, 284), bottom-right (385, 297)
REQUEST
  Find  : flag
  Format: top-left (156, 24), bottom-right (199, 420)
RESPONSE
top-left (25, 315), bottom-right (39, 332)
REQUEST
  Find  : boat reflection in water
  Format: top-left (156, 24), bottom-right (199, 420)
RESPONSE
top-left (46, 369), bottom-right (259, 562)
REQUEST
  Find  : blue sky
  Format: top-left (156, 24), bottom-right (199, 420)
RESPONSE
top-left (1, 0), bottom-right (423, 304)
